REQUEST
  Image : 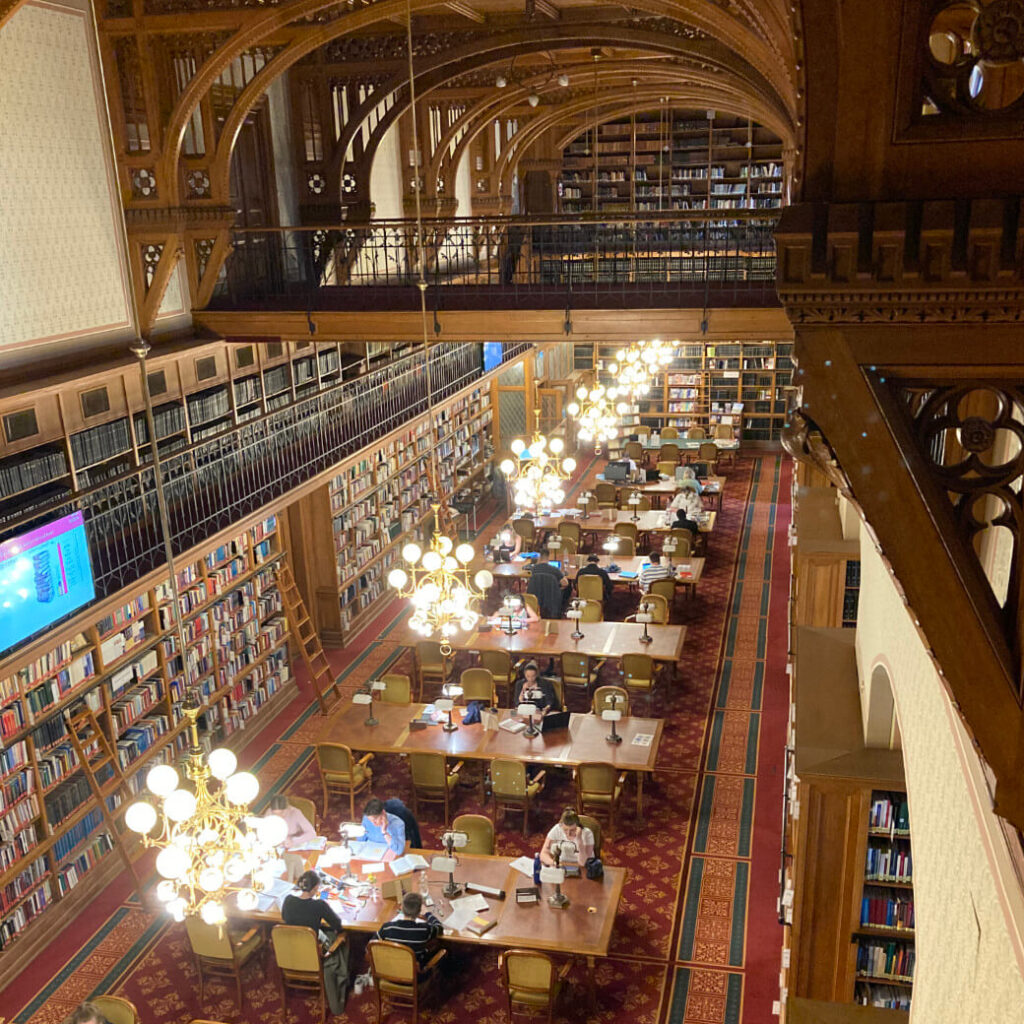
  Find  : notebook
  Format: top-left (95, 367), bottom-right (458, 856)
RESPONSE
top-left (540, 710), bottom-right (571, 733)
top-left (617, 570), bottom-right (638, 580)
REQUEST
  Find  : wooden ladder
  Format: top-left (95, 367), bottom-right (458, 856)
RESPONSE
top-left (275, 562), bottom-right (342, 715)
top-left (63, 703), bottom-right (141, 888)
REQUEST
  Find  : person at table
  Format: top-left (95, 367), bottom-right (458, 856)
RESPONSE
top-left (283, 871), bottom-right (350, 1013)
top-left (512, 660), bottom-right (562, 713)
top-left (496, 528), bottom-right (523, 561)
top-left (639, 551), bottom-right (674, 592)
top-left (376, 892), bottom-right (444, 972)
top-left (527, 558), bottom-right (571, 617)
top-left (666, 484), bottom-right (704, 521)
top-left (267, 794), bottom-right (317, 850)
top-left (676, 465), bottom-right (703, 495)
top-left (361, 797), bottom-right (406, 859)
top-left (576, 553), bottom-right (613, 602)
top-left (540, 808), bottom-right (596, 867)
top-left (63, 1004), bottom-right (108, 1024)
top-left (384, 796), bottom-right (422, 850)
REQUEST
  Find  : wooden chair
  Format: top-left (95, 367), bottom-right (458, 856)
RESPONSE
top-left (697, 442), bottom-right (719, 472)
top-left (618, 492), bottom-right (651, 511)
top-left (491, 758), bottom-right (546, 836)
top-left (271, 924), bottom-right (342, 1024)
top-left (577, 492), bottom-right (598, 518)
top-left (578, 814), bottom-right (603, 857)
top-left (480, 649), bottom-right (517, 706)
top-left (713, 423), bottom-right (734, 440)
top-left (381, 672), bottom-right (412, 704)
top-left (453, 812), bottom-right (496, 854)
top-left (658, 442), bottom-right (680, 464)
top-left (185, 917), bottom-right (263, 1011)
top-left (561, 651), bottom-right (601, 708)
top-left (579, 600), bottom-right (604, 623)
top-left (499, 949), bottom-right (571, 1024)
top-left (630, 592), bottom-right (669, 624)
top-left (415, 641), bottom-right (447, 700)
top-left (686, 426), bottom-right (706, 440)
top-left (634, 425), bottom-right (651, 438)
top-left (592, 685), bottom-right (629, 716)
top-left (547, 675), bottom-right (565, 709)
top-left (660, 426), bottom-right (679, 439)
top-left (513, 517), bottom-right (537, 549)
top-left (558, 521), bottom-right (582, 548)
top-left (288, 795), bottom-right (318, 833)
top-left (575, 762), bottom-right (628, 841)
top-left (622, 652), bottom-right (657, 714)
top-left (367, 939), bottom-right (446, 1024)
top-left (91, 996), bottom-right (139, 1024)
top-left (594, 482), bottom-right (618, 509)
top-left (460, 666), bottom-right (497, 704)
top-left (611, 535), bottom-right (636, 556)
top-left (614, 521), bottom-right (638, 543)
top-left (315, 743), bottom-right (373, 820)
top-left (624, 440), bottom-right (644, 464)
top-left (649, 577), bottom-right (679, 610)
top-left (524, 592), bottom-right (541, 619)
top-left (409, 752), bottom-right (463, 822)
top-left (576, 573), bottom-right (605, 603)
top-left (666, 529), bottom-right (694, 557)
top-left (656, 460), bottom-right (678, 478)
top-left (557, 536), bottom-right (578, 558)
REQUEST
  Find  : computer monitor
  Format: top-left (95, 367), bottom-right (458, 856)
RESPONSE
top-left (540, 710), bottom-right (571, 733)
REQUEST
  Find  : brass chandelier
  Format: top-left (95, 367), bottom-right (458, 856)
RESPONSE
top-left (124, 697), bottom-right (282, 923)
top-left (500, 409), bottom-right (577, 511)
top-left (567, 382), bottom-right (629, 454)
top-left (607, 338), bottom-right (676, 398)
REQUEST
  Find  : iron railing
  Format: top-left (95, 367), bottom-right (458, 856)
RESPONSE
top-left (0, 342), bottom-right (529, 656)
top-left (212, 211), bottom-right (780, 311)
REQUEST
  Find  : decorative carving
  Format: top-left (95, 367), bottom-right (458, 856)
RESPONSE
top-left (779, 403), bottom-right (852, 495)
top-left (622, 16), bottom-right (710, 41)
top-left (185, 168), bottom-right (211, 198)
top-left (130, 167), bottom-right (158, 200)
top-left (307, 172), bottom-right (327, 195)
top-left (124, 204), bottom-right (235, 231)
top-left (975, 0), bottom-right (1024, 63)
top-left (194, 237), bottom-right (216, 282)
top-left (141, 243), bottom-right (164, 291)
top-left (341, 172), bottom-right (357, 195)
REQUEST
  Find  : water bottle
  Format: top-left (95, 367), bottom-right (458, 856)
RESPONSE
top-left (533, 853), bottom-right (541, 885)
top-left (419, 869), bottom-right (429, 900)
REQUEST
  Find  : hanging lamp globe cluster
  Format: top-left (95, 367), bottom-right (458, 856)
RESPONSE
top-left (567, 383), bottom-right (629, 453)
top-left (388, 504), bottom-right (493, 655)
top-left (125, 700), bottom-right (283, 924)
top-left (608, 338), bottom-right (676, 398)
top-left (499, 414), bottom-right (577, 511)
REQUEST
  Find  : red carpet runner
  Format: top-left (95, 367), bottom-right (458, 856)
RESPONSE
top-left (4, 455), bottom-right (790, 1024)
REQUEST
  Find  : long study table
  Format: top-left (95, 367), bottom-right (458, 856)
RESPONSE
top-left (485, 555), bottom-right (706, 597)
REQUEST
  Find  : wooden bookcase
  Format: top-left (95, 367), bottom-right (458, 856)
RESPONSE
top-left (0, 511), bottom-right (292, 972)
top-left (558, 110), bottom-right (784, 215)
top-left (589, 340), bottom-right (793, 442)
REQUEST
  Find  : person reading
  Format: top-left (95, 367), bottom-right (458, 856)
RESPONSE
top-left (375, 891), bottom-right (444, 972)
top-left (676, 465), bottom-right (704, 494)
top-left (267, 794), bottom-right (317, 849)
top-left (540, 808), bottom-right (595, 867)
top-left (576, 553), bottom-right (613, 601)
top-left (361, 797), bottom-right (406, 859)
top-left (638, 551), bottom-right (673, 592)
top-left (512, 661), bottom-right (561, 713)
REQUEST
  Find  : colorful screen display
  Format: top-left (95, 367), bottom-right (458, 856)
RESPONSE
top-left (0, 511), bottom-right (96, 651)
top-left (483, 342), bottom-right (503, 372)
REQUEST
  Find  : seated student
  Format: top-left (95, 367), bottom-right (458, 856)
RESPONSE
top-left (361, 797), bottom-right (406, 859)
top-left (282, 871), bottom-right (350, 1014)
top-left (677, 465), bottom-right (704, 494)
top-left (376, 891), bottom-right (444, 972)
top-left (527, 558), bottom-right (571, 617)
top-left (383, 797), bottom-right (422, 850)
top-left (496, 528), bottom-right (523, 561)
top-left (576, 553), bottom-right (613, 602)
top-left (512, 660), bottom-right (561, 713)
top-left (670, 504), bottom-right (702, 536)
top-left (540, 808), bottom-right (596, 867)
top-left (639, 551), bottom-right (674, 592)
top-left (666, 484), bottom-right (704, 519)
top-left (63, 1005), bottom-right (108, 1024)
top-left (267, 794), bottom-right (317, 850)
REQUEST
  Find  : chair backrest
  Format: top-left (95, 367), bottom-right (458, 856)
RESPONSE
top-left (271, 924), bottom-right (321, 973)
top-left (417, 640), bottom-right (445, 670)
top-left (381, 673), bottom-right (412, 704)
top-left (619, 494), bottom-right (651, 511)
top-left (594, 482), bottom-right (617, 504)
top-left (577, 574), bottom-right (604, 602)
top-left (548, 676), bottom-right (564, 706)
top-left (659, 443), bottom-right (680, 461)
top-left (368, 939), bottom-right (417, 986)
top-left (635, 425), bottom-right (651, 437)
top-left (561, 651), bottom-right (589, 681)
top-left (593, 685), bottom-right (630, 715)
top-left (558, 536), bottom-right (578, 557)
top-left (288, 796), bottom-right (317, 829)
top-left (316, 742), bottom-right (354, 776)
top-left (580, 600), bottom-right (604, 623)
top-left (185, 918), bottom-right (233, 960)
top-left (577, 762), bottom-right (618, 799)
top-left (460, 667), bottom-right (496, 703)
top-left (410, 752), bottom-right (447, 787)
top-left (649, 578), bottom-right (677, 604)
top-left (491, 758), bottom-right (528, 797)
top-left (578, 814), bottom-right (602, 857)
top-left (512, 517), bottom-right (536, 544)
top-left (614, 536), bottom-right (636, 556)
top-left (686, 426), bottom-right (706, 439)
top-left (660, 426), bottom-right (679, 439)
top-left (656, 460), bottom-right (677, 477)
top-left (698, 442), bottom-right (718, 461)
top-left (614, 522), bottom-right (638, 541)
top-left (91, 996), bottom-right (138, 1024)
top-left (667, 529), bottom-right (694, 555)
top-left (639, 592), bottom-right (669, 624)
top-left (524, 592), bottom-right (541, 618)
top-left (624, 441), bottom-right (644, 462)
top-left (453, 813), bottom-right (495, 854)
top-left (502, 949), bottom-right (555, 1003)
top-left (714, 424), bottom-right (733, 440)
top-left (558, 521), bottom-right (581, 543)
top-left (480, 649), bottom-right (513, 680)
top-left (622, 652), bottom-right (654, 682)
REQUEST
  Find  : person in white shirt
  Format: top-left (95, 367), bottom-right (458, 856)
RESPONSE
top-left (666, 486), bottom-right (703, 520)
top-left (540, 808), bottom-right (595, 866)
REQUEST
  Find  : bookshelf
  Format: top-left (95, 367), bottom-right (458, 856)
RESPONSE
top-left (589, 340), bottom-right (793, 442)
top-left (0, 511), bottom-right (292, 969)
top-left (557, 110), bottom-right (784, 216)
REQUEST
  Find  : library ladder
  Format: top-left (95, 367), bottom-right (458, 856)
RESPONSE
top-left (275, 562), bottom-right (343, 715)
top-left (62, 703), bottom-right (142, 888)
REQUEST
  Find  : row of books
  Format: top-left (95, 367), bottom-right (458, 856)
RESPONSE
top-left (110, 679), bottom-right (163, 733)
top-left (52, 809), bottom-right (105, 862)
top-left (98, 620), bottom-right (148, 667)
top-left (46, 774), bottom-right (95, 829)
top-left (1, 852), bottom-right (47, 913)
top-left (0, 864), bottom-right (51, 947)
top-left (134, 402), bottom-right (186, 444)
top-left (56, 831), bottom-right (113, 896)
top-left (0, 794), bottom-right (38, 842)
top-left (0, 823), bottom-right (38, 873)
top-left (860, 893), bottom-right (915, 930)
top-left (869, 793), bottom-right (911, 832)
top-left (0, 445), bottom-right (68, 498)
top-left (865, 845), bottom-right (913, 882)
top-left (70, 419), bottom-right (131, 469)
top-left (0, 700), bottom-right (26, 738)
top-left (187, 386), bottom-right (231, 426)
top-left (96, 595), bottom-right (150, 638)
top-left (2, 635), bottom-right (93, 695)
top-left (855, 984), bottom-right (911, 1010)
top-left (234, 376), bottom-right (263, 406)
top-left (116, 714), bottom-right (170, 770)
top-left (856, 940), bottom-right (915, 981)
top-left (24, 651), bottom-right (96, 716)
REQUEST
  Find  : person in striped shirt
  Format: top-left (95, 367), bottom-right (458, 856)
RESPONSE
top-left (638, 551), bottom-right (674, 592)
top-left (375, 892), bottom-right (443, 970)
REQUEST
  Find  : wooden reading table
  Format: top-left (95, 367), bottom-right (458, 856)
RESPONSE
top-left (486, 556), bottom-right (705, 598)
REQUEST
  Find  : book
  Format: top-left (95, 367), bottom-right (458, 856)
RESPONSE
top-left (499, 718), bottom-right (526, 734)
top-left (465, 914), bottom-right (496, 936)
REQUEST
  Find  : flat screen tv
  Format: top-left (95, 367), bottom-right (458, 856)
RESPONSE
top-left (0, 511), bottom-right (96, 652)
top-left (483, 342), bottom-right (503, 373)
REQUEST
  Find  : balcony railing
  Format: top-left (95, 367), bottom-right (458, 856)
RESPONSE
top-left (211, 211), bottom-right (780, 311)
top-left (0, 342), bottom-right (528, 656)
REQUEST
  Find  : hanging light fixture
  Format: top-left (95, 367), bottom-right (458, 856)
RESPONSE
top-left (567, 382), bottom-right (628, 454)
top-left (124, 696), bottom-right (284, 923)
top-left (386, 0), bottom-right (492, 654)
top-left (607, 338), bottom-right (676, 399)
top-left (388, 505), bottom-right (493, 654)
top-left (499, 409), bottom-right (576, 511)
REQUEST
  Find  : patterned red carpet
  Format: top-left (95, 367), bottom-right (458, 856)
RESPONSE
top-left (5, 455), bottom-right (789, 1024)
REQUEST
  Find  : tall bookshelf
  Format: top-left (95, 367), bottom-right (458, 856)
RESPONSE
top-left (590, 340), bottom-right (793, 442)
top-left (558, 110), bottom-right (784, 215)
top-left (0, 512), bottom-right (291, 968)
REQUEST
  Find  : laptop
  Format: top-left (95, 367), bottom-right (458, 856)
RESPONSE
top-left (540, 710), bottom-right (571, 733)
top-left (604, 460), bottom-right (630, 482)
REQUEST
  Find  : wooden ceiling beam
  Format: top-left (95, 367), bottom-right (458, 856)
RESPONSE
top-left (533, 0), bottom-right (561, 20)
top-left (445, 0), bottom-right (486, 23)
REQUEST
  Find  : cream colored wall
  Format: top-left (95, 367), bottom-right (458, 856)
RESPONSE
top-left (0, 0), bottom-right (136, 364)
top-left (855, 528), bottom-right (1024, 1021)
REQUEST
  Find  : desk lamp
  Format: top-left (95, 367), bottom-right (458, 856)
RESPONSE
top-left (500, 594), bottom-right (522, 636)
top-left (636, 600), bottom-right (654, 645)
top-left (662, 536), bottom-right (677, 571)
top-left (352, 683), bottom-right (382, 727)
top-left (438, 830), bottom-right (468, 897)
top-left (602, 692), bottom-right (623, 744)
top-left (577, 491), bottom-right (594, 520)
top-left (566, 599), bottom-right (585, 640)
top-left (546, 534), bottom-right (561, 558)
top-left (518, 702), bottom-right (541, 738)
top-left (627, 492), bottom-right (642, 522)
top-left (436, 691), bottom-right (461, 732)
top-left (541, 859), bottom-right (569, 909)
